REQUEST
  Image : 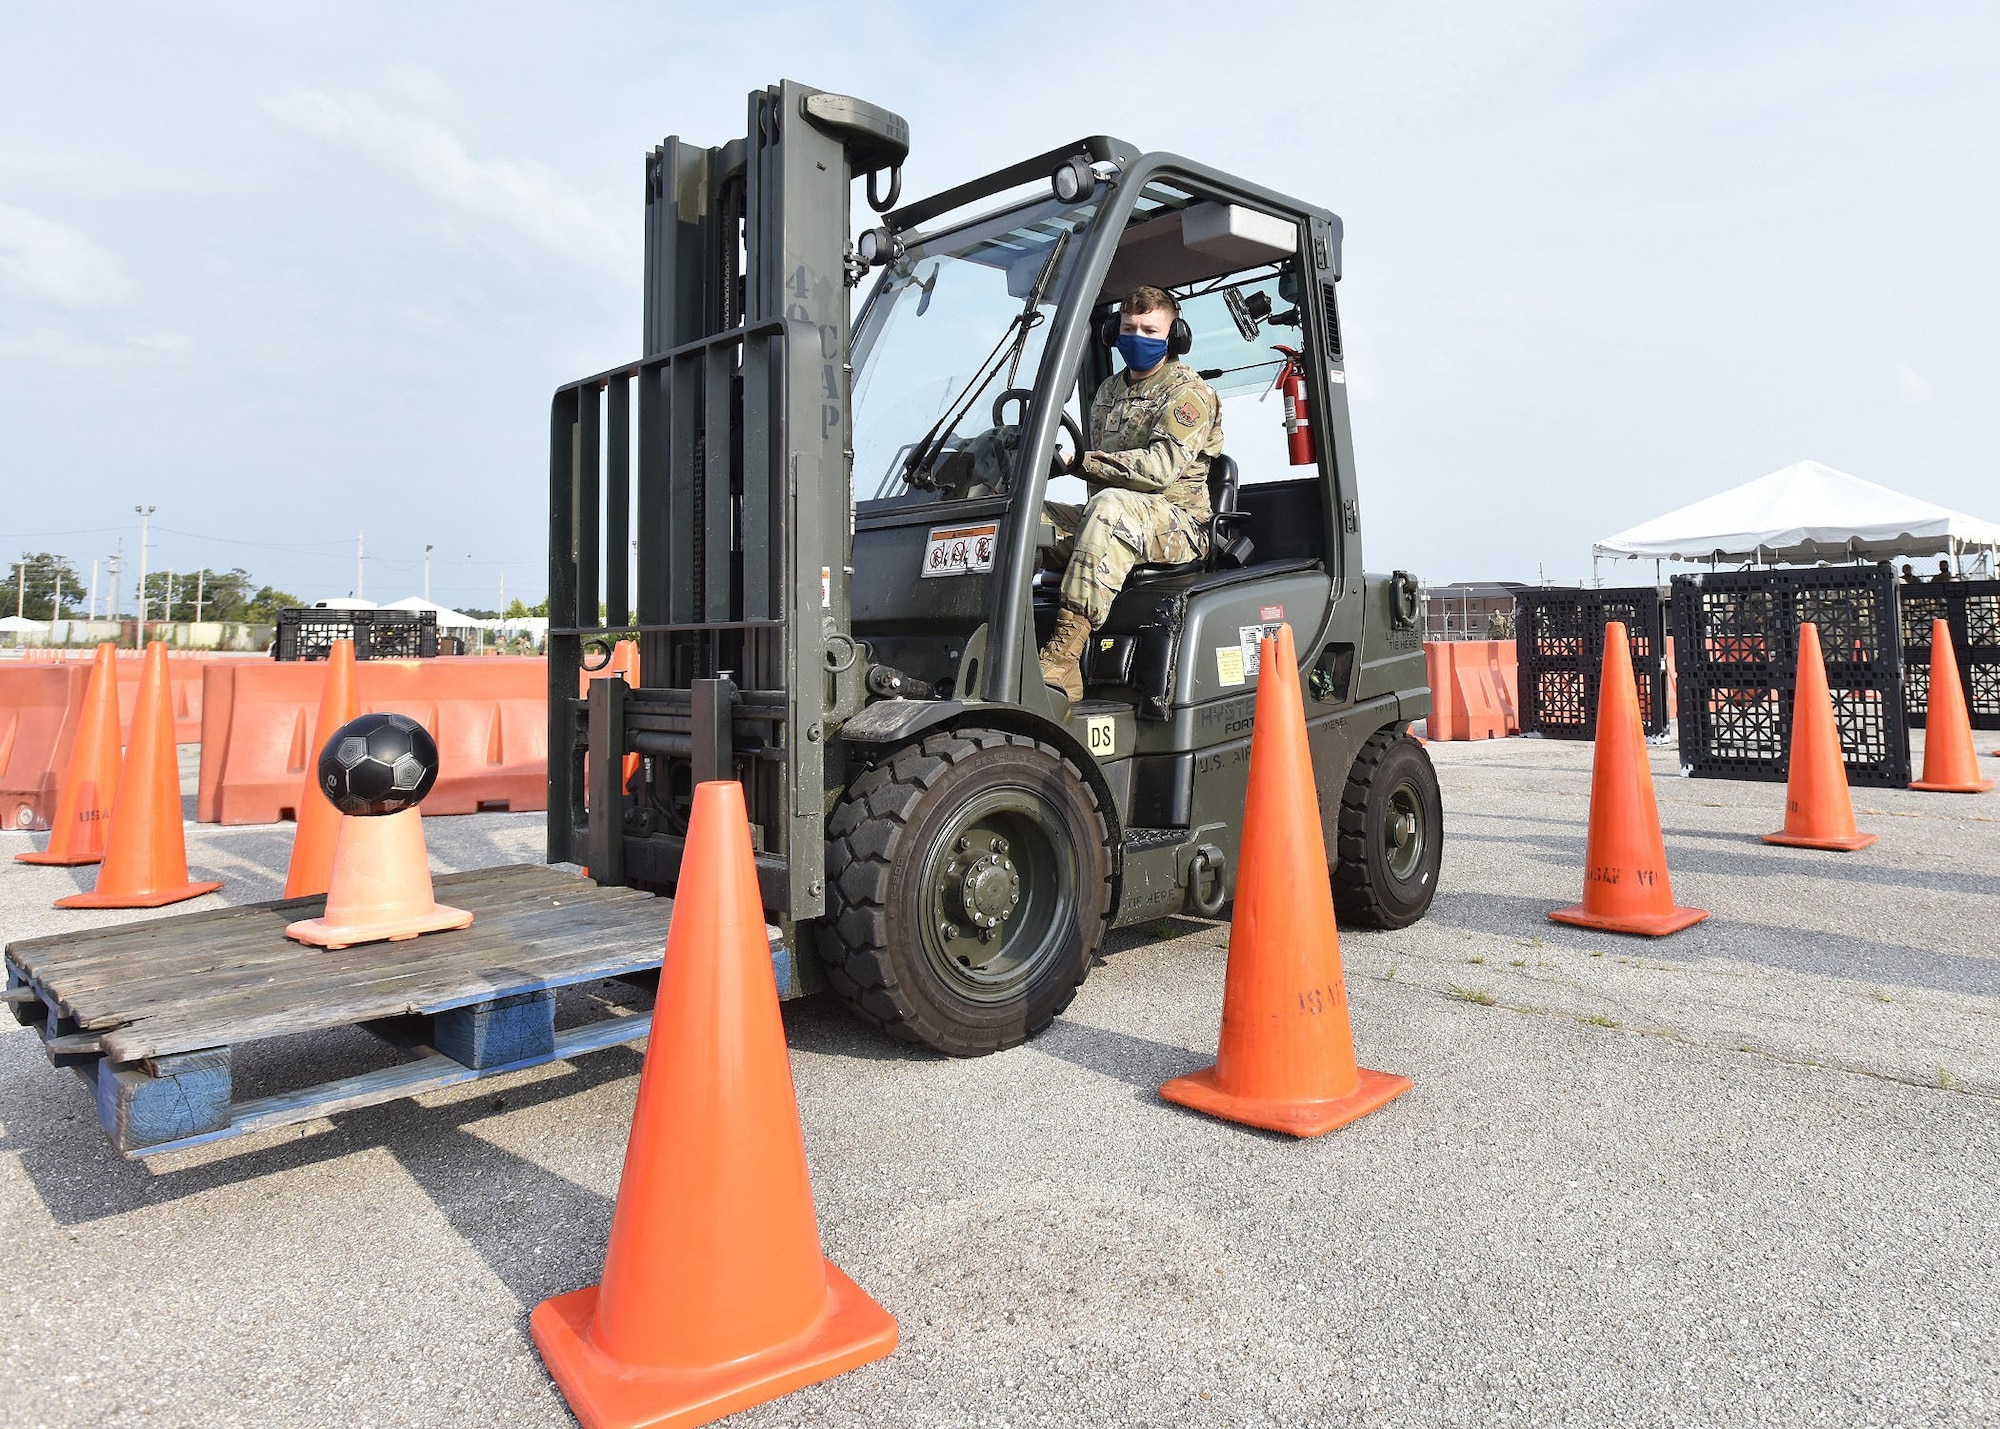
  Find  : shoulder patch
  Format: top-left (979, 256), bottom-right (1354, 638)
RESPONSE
top-left (1171, 399), bottom-right (1201, 427)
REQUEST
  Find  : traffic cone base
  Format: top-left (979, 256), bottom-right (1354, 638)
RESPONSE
top-left (1762, 827), bottom-right (1878, 852)
top-left (14, 805), bottom-right (111, 866)
top-left (531, 1260), bottom-right (896, 1429)
top-left (1549, 901), bottom-right (1709, 937)
top-left (1161, 1064), bottom-right (1412, 1139)
top-left (56, 877), bottom-right (223, 910)
top-left (1910, 774), bottom-right (1993, 793)
top-left (284, 809), bottom-right (472, 949)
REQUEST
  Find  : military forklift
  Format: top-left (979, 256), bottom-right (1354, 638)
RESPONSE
top-left (548, 81), bottom-right (1442, 1058)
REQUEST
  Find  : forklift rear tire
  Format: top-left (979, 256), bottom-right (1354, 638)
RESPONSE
top-left (820, 729), bottom-right (1113, 1057)
top-left (1331, 728), bottom-right (1442, 930)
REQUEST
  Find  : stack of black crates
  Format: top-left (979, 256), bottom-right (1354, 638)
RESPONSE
top-left (1896, 578), bottom-right (2000, 731)
top-left (1669, 565), bottom-right (1909, 786)
top-left (1515, 586), bottom-right (1670, 739)
top-left (275, 607), bottom-right (440, 661)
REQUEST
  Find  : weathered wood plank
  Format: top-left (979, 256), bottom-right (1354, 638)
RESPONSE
top-left (14, 866), bottom-right (607, 992)
top-left (433, 991), bottom-right (556, 1070)
top-left (46, 881), bottom-right (656, 1023)
top-left (96, 1048), bottom-right (232, 1153)
top-left (85, 898), bottom-right (673, 1048)
top-left (120, 1012), bottom-right (653, 1160)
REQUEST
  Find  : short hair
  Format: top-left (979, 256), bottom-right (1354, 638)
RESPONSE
top-left (1121, 285), bottom-right (1179, 317)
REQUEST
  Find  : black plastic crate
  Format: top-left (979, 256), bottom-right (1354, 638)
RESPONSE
top-left (274, 607), bottom-right (439, 661)
top-left (1898, 579), bottom-right (2000, 731)
top-left (1514, 586), bottom-right (1669, 739)
top-left (1670, 566), bottom-right (1909, 786)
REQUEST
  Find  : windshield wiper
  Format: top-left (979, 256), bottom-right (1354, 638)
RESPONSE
top-left (900, 230), bottom-right (1070, 488)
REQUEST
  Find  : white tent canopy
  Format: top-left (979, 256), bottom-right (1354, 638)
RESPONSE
top-left (382, 595), bottom-right (481, 631)
top-left (1593, 460), bottom-right (2000, 567)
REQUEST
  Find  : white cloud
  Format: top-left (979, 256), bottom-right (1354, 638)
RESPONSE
top-left (0, 205), bottom-right (133, 312)
top-left (1895, 361), bottom-right (1938, 406)
top-left (269, 89), bottom-right (628, 271)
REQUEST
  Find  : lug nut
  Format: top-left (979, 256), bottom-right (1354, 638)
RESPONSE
top-left (992, 838), bottom-right (1009, 854)
top-left (940, 922), bottom-right (959, 940)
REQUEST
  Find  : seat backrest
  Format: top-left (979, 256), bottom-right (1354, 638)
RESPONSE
top-left (1206, 453), bottom-right (1241, 517)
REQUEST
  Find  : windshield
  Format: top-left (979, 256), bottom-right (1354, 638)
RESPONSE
top-left (852, 196), bottom-right (1097, 503)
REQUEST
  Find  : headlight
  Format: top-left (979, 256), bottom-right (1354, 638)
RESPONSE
top-left (857, 226), bottom-right (903, 265)
top-left (1051, 156), bottom-right (1095, 204)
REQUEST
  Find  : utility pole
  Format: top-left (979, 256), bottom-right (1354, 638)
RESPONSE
top-left (194, 568), bottom-right (205, 623)
top-left (88, 559), bottom-right (99, 621)
top-left (424, 544), bottom-right (434, 603)
top-left (356, 530), bottom-right (365, 601)
top-left (14, 558), bottom-right (22, 619)
top-left (110, 540), bottom-right (123, 625)
top-left (164, 570), bottom-right (175, 624)
top-left (135, 505), bottom-right (155, 629)
top-left (51, 565), bottom-right (62, 636)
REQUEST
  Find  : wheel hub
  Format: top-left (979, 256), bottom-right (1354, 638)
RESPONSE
top-left (953, 848), bottom-right (1021, 930)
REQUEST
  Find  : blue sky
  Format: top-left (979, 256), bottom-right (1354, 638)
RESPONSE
top-left (2, 2), bottom-right (1996, 607)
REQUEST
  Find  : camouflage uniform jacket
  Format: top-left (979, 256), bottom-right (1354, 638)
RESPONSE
top-left (1080, 360), bottom-right (1224, 523)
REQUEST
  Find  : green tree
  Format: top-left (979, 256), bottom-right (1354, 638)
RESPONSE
top-left (143, 566), bottom-right (257, 622)
top-left (243, 585), bottom-right (304, 624)
top-left (10, 552), bottom-right (84, 620)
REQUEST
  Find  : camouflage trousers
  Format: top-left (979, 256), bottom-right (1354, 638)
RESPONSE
top-left (1044, 489), bottom-right (1208, 628)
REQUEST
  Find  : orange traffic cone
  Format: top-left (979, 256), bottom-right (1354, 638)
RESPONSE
top-left (16, 643), bottom-right (122, 866)
top-left (1159, 624), bottom-right (1413, 1137)
top-left (284, 809), bottom-right (472, 948)
top-left (531, 780), bottom-right (896, 1429)
top-left (55, 643), bottom-right (221, 909)
top-left (1549, 621), bottom-right (1708, 936)
top-left (282, 639), bottom-right (360, 897)
top-left (1911, 619), bottom-right (1993, 793)
top-left (1764, 623), bottom-right (1877, 851)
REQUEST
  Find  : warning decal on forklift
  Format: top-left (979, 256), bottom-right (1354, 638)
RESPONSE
top-left (1085, 714), bottom-right (1116, 757)
top-left (1239, 623), bottom-right (1285, 677)
top-left (922, 523), bottom-right (998, 577)
top-left (1215, 646), bottom-right (1245, 687)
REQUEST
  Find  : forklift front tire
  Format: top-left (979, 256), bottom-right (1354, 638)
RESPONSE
top-left (1331, 729), bottom-right (1442, 930)
top-left (820, 729), bottom-right (1113, 1056)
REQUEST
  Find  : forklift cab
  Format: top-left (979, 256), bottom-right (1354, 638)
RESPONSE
top-left (847, 141), bottom-right (1357, 732)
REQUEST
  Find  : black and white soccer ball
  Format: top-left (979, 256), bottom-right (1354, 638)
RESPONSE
top-left (317, 712), bottom-right (440, 816)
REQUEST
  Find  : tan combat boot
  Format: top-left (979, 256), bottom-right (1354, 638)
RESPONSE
top-left (1038, 605), bottom-right (1092, 706)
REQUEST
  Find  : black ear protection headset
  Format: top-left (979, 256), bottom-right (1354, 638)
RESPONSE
top-left (1097, 303), bottom-right (1192, 358)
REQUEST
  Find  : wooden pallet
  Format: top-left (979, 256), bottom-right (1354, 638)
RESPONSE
top-left (4, 864), bottom-right (810, 1158)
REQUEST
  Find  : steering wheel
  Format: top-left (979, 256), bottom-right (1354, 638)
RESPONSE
top-left (991, 388), bottom-right (1086, 475)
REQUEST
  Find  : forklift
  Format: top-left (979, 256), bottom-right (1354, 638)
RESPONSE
top-left (548, 81), bottom-right (1442, 1057)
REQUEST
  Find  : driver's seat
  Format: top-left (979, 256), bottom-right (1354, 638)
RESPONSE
top-left (1124, 453), bottom-right (1254, 586)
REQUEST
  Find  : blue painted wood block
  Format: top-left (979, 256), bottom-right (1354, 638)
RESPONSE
top-left (95, 1048), bottom-right (233, 1153)
top-left (434, 991), bottom-right (555, 1070)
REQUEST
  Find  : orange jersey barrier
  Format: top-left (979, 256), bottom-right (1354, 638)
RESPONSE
top-left (198, 657), bottom-right (549, 824)
top-left (1420, 641), bottom-right (1518, 741)
top-left (0, 664), bottom-right (91, 833)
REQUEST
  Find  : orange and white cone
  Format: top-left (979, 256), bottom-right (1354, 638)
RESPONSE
top-left (282, 638), bottom-right (360, 898)
top-left (1549, 621), bottom-right (1707, 936)
top-left (1764, 623), bottom-right (1876, 851)
top-left (531, 780), bottom-right (896, 1428)
top-left (16, 643), bottom-right (122, 867)
top-left (1910, 618), bottom-right (1993, 794)
top-left (1159, 624), bottom-right (1413, 1137)
top-left (55, 643), bottom-right (221, 909)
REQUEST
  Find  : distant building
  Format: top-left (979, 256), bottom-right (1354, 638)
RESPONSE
top-left (1424, 581), bottom-right (1529, 642)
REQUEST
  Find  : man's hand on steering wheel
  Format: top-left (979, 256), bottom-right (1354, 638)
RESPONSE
top-left (992, 387), bottom-right (1086, 476)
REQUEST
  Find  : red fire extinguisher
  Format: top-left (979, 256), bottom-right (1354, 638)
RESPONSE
top-left (1269, 345), bottom-right (1315, 465)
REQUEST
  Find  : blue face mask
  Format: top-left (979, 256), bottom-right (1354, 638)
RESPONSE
top-left (1115, 331), bottom-right (1170, 373)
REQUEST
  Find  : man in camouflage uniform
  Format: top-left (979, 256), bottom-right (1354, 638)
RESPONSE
top-left (1038, 285), bottom-right (1224, 704)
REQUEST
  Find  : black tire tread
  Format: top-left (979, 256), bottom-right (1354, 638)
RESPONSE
top-left (1331, 727), bottom-right (1439, 929)
top-left (819, 728), bottom-right (1114, 1056)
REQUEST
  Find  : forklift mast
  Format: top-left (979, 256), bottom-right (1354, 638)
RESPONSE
top-left (547, 82), bottom-right (909, 921)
